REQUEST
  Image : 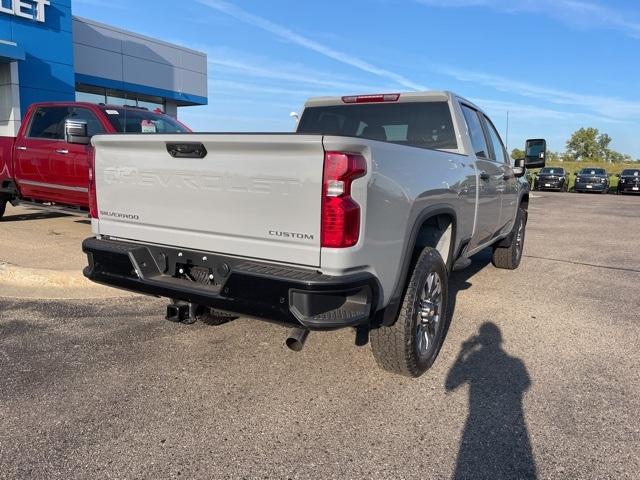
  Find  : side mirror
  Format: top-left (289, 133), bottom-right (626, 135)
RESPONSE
top-left (65, 119), bottom-right (90, 145)
top-left (524, 139), bottom-right (546, 169)
top-left (513, 158), bottom-right (525, 178)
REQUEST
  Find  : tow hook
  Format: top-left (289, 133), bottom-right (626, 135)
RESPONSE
top-left (166, 302), bottom-right (198, 325)
top-left (285, 328), bottom-right (310, 352)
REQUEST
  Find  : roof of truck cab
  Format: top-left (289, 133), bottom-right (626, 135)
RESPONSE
top-left (303, 91), bottom-right (481, 110)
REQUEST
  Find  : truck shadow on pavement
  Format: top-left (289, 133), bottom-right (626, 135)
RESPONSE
top-left (446, 252), bottom-right (537, 479)
top-left (0, 211), bottom-right (69, 223)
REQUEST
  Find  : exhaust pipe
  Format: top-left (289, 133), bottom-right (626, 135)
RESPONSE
top-left (285, 328), bottom-right (309, 352)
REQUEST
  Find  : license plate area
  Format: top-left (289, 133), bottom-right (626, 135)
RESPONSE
top-left (175, 263), bottom-right (216, 286)
top-left (132, 244), bottom-right (235, 290)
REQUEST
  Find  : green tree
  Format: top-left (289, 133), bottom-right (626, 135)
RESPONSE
top-left (566, 127), bottom-right (605, 162)
top-left (546, 151), bottom-right (562, 163)
top-left (511, 148), bottom-right (525, 160)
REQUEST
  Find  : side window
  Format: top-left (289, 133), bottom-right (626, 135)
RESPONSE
top-left (482, 115), bottom-right (508, 164)
top-left (68, 108), bottom-right (104, 137)
top-left (461, 105), bottom-right (488, 158)
top-left (28, 107), bottom-right (68, 140)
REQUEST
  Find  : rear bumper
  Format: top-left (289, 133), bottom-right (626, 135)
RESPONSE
top-left (535, 179), bottom-right (564, 190)
top-left (83, 237), bottom-right (379, 330)
top-left (575, 182), bottom-right (606, 192)
top-left (618, 184), bottom-right (640, 193)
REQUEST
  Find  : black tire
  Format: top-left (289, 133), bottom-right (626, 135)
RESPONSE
top-left (370, 247), bottom-right (449, 378)
top-left (492, 207), bottom-right (526, 270)
top-left (0, 199), bottom-right (6, 220)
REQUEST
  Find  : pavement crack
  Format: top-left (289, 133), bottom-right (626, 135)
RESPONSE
top-left (522, 255), bottom-right (640, 273)
top-left (523, 255), bottom-right (640, 274)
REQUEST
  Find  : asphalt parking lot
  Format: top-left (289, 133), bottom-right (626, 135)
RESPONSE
top-left (1, 193), bottom-right (639, 479)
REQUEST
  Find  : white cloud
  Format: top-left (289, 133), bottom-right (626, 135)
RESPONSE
top-left (471, 97), bottom-right (624, 123)
top-left (196, 0), bottom-right (428, 90)
top-left (440, 66), bottom-right (640, 120)
top-left (205, 47), bottom-right (396, 93)
top-left (416, 0), bottom-right (640, 38)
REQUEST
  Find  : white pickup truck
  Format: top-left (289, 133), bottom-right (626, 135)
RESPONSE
top-left (81, 91), bottom-right (546, 377)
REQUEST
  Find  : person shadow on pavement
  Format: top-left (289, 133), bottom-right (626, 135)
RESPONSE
top-left (446, 322), bottom-right (537, 480)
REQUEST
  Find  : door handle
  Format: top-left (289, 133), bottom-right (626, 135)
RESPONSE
top-left (55, 149), bottom-right (69, 155)
top-left (503, 172), bottom-right (514, 180)
top-left (479, 171), bottom-right (490, 181)
top-left (16, 146), bottom-right (27, 151)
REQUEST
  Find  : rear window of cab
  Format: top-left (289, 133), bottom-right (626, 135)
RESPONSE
top-left (297, 101), bottom-right (458, 151)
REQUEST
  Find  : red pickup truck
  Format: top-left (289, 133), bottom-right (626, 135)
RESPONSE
top-left (0, 102), bottom-right (190, 219)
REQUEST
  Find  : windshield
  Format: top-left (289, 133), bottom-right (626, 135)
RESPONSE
top-left (579, 168), bottom-right (606, 175)
top-left (101, 107), bottom-right (189, 133)
top-left (297, 101), bottom-right (458, 150)
top-left (540, 168), bottom-right (564, 174)
top-left (621, 169), bottom-right (640, 176)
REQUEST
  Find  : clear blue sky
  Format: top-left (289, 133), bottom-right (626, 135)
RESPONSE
top-left (75, 0), bottom-right (640, 158)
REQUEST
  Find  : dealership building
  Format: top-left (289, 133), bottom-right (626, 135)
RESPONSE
top-left (0, 0), bottom-right (208, 137)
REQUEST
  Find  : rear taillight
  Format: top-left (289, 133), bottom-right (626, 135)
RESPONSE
top-left (342, 93), bottom-right (400, 104)
top-left (321, 152), bottom-right (367, 248)
top-left (88, 148), bottom-right (98, 219)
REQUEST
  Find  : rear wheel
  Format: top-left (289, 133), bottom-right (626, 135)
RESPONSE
top-left (492, 207), bottom-right (526, 270)
top-left (0, 199), bottom-right (6, 220)
top-left (370, 247), bottom-right (449, 378)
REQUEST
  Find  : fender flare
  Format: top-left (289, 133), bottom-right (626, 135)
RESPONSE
top-left (378, 204), bottom-right (458, 327)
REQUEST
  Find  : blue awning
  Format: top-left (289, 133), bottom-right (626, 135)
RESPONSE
top-left (0, 40), bottom-right (25, 62)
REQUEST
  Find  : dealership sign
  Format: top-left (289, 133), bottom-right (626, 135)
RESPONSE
top-left (0, 0), bottom-right (49, 23)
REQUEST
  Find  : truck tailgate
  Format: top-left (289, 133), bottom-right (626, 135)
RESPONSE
top-left (92, 134), bottom-right (325, 267)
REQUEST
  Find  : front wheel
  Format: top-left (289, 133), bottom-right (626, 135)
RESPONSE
top-left (492, 207), bottom-right (526, 270)
top-left (370, 247), bottom-right (449, 378)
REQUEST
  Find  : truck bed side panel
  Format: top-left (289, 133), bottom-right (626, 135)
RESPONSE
top-left (320, 137), bottom-right (475, 306)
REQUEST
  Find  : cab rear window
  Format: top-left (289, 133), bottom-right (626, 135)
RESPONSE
top-left (297, 101), bottom-right (458, 150)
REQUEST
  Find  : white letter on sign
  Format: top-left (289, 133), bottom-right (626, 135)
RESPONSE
top-left (34, 0), bottom-right (49, 22)
top-left (13, 1), bottom-right (34, 20)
